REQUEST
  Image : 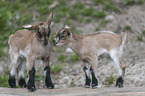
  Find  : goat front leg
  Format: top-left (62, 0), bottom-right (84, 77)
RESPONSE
top-left (43, 58), bottom-right (54, 89)
top-left (89, 57), bottom-right (98, 89)
top-left (26, 57), bottom-right (36, 92)
top-left (82, 60), bottom-right (91, 88)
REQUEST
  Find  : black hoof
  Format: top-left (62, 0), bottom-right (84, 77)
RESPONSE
top-left (46, 83), bottom-right (54, 89)
top-left (91, 84), bottom-right (98, 89)
top-left (27, 86), bottom-right (36, 92)
top-left (84, 84), bottom-right (90, 88)
top-left (18, 78), bottom-right (27, 88)
top-left (8, 76), bottom-right (16, 88)
top-left (84, 79), bottom-right (91, 88)
top-left (116, 76), bottom-right (124, 88)
top-left (117, 83), bottom-right (124, 88)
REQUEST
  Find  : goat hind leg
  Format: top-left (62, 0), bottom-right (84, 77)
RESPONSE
top-left (110, 50), bottom-right (124, 88)
top-left (89, 58), bottom-right (98, 89)
top-left (8, 53), bottom-right (19, 88)
top-left (18, 59), bottom-right (27, 88)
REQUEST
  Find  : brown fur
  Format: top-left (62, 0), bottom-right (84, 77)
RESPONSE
top-left (53, 25), bottom-right (126, 83)
top-left (9, 13), bottom-right (53, 75)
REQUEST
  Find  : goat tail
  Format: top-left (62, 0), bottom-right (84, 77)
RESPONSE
top-left (120, 32), bottom-right (127, 53)
top-left (120, 32), bottom-right (127, 46)
top-left (8, 34), bottom-right (14, 44)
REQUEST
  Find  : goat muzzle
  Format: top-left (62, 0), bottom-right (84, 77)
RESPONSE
top-left (43, 40), bottom-right (48, 46)
top-left (53, 39), bottom-right (56, 46)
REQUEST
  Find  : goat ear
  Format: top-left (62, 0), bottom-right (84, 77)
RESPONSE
top-left (47, 13), bottom-right (53, 26)
top-left (64, 25), bottom-right (70, 29)
top-left (23, 24), bottom-right (37, 30)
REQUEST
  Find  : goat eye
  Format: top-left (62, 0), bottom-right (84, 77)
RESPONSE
top-left (37, 30), bottom-right (42, 38)
top-left (60, 35), bottom-right (64, 39)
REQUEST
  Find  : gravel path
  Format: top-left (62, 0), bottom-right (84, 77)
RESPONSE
top-left (0, 87), bottom-right (145, 96)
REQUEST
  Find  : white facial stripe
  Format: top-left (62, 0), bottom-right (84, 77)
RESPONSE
top-left (56, 28), bottom-right (63, 35)
top-left (64, 25), bottom-right (69, 29)
top-left (56, 43), bottom-right (64, 46)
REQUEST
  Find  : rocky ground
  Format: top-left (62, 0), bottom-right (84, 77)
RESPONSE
top-left (0, 0), bottom-right (145, 89)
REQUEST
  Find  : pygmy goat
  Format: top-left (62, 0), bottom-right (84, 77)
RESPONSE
top-left (8, 13), bottom-right (54, 92)
top-left (53, 25), bottom-right (126, 88)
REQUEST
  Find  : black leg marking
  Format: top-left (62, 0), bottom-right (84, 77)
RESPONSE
top-left (18, 78), bottom-right (27, 88)
top-left (44, 66), bottom-right (54, 89)
top-left (90, 67), bottom-right (98, 89)
top-left (8, 75), bottom-right (16, 88)
top-left (116, 76), bottom-right (124, 88)
top-left (27, 67), bottom-right (36, 92)
top-left (83, 67), bottom-right (91, 88)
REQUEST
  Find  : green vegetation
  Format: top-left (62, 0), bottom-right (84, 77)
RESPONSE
top-left (68, 54), bottom-right (78, 62)
top-left (92, 11), bottom-right (106, 18)
top-left (105, 75), bottom-right (114, 85)
top-left (123, 0), bottom-right (144, 5)
top-left (70, 80), bottom-right (75, 87)
top-left (142, 30), bottom-right (145, 35)
top-left (58, 54), bottom-right (65, 62)
top-left (95, 27), bottom-right (100, 31)
top-left (50, 63), bottom-right (62, 73)
top-left (124, 25), bottom-right (131, 31)
top-left (0, 75), bottom-right (8, 87)
top-left (93, 0), bottom-right (105, 4)
top-left (99, 20), bottom-right (107, 25)
top-left (35, 73), bottom-right (43, 82)
top-left (49, 32), bottom-right (56, 45)
top-left (137, 30), bottom-right (145, 41)
top-left (137, 35), bottom-right (143, 41)
top-left (104, 2), bottom-right (120, 12)
top-left (93, 0), bottom-right (120, 12)
top-left (0, 48), bottom-right (3, 57)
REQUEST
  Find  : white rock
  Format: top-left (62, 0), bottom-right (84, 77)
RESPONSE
top-left (105, 15), bottom-right (115, 21)
top-left (66, 47), bottom-right (74, 53)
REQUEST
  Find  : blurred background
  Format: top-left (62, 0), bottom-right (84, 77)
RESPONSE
top-left (0, 0), bottom-right (145, 88)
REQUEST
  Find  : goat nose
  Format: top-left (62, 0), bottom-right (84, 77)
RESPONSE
top-left (43, 41), bottom-right (48, 46)
top-left (53, 39), bottom-right (56, 46)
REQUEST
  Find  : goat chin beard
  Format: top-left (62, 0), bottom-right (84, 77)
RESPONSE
top-left (56, 43), bottom-right (64, 46)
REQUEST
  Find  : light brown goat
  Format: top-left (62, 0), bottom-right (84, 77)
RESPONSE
top-left (53, 25), bottom-right (126, 88)
top-left (8, 13), bottom-right (54, 92)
